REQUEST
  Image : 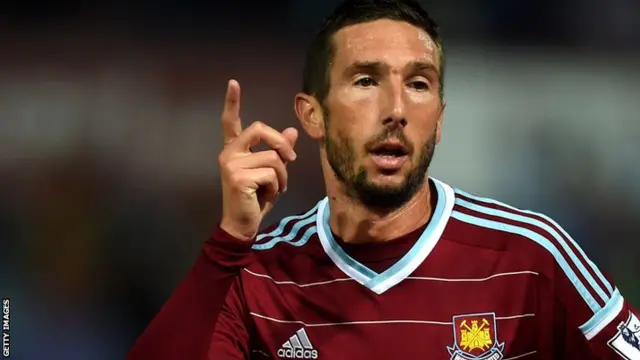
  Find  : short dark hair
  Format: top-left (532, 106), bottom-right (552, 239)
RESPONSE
top-left (302, 0), bottom-right (444, 104)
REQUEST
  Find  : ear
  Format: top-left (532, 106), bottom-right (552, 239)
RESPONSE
top-left (294, 93), bottom-right (325, 141)
top-left (435, 99), bottom-right (446, 144)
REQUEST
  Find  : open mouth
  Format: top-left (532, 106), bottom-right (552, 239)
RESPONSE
top-left (369, 140), bottom-right (409, 157)
top-left (368, 140), bottom-right (410, 171)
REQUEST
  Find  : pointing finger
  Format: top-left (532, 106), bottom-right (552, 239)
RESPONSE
top-left (221, 79), bottom-right (243, 143)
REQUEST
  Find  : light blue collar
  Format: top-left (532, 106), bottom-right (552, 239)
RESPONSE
top-left (315, 178), bottom-right (455, 294)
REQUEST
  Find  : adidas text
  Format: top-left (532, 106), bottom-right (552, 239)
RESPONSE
top-left (277, 348), bottom-right (318, 359)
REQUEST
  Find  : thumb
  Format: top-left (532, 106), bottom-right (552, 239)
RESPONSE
top-left (282, 127), bottom-right (299, 149)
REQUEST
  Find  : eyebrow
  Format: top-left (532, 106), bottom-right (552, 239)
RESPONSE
top-left (406, 60), bottom-right (439, 75)
top-left (343, 60), bottom-right (439, 77)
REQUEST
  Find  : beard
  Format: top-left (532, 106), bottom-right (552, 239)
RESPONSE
top-left (324, 121), bottom-right (436, 211)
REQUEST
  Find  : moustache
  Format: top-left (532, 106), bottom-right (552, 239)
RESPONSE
top-left (364, 127), bottom-right (414, 153)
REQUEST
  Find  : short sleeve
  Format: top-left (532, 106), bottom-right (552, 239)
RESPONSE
top-left (549, 230), bottom-right (640, 359)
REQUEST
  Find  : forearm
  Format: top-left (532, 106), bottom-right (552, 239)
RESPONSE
top-left (127, 227), bottom-right (253, 360)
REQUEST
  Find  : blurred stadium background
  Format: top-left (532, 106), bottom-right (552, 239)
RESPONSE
top-left (0, 1), bottom-right (638, 359)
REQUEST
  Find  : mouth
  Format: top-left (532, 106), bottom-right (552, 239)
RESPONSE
top-left (368, 140), bottom-right (410, 171)
top-left (369, 140), bottom-right (409, 157)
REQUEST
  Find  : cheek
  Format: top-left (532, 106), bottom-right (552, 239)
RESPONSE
top-left (334, 87), bottom-right (380, 116)
top-left (406, 95), bottom-right (440, 129)
top-left (326, 122), bottom-right (368, 160)
top-left (407, 114), bottom-right (438, 150)
top-left (330, 94), bottom-right (379, 133)
top-left (406, 90), bottom-right (436, 105)
top-left (342, 89), bottom-right (375, 104)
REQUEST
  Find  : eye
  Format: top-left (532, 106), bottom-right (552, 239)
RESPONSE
top-left (354, 77), bottom-right (378, 88)
top-left (408, 80), bottom-right (430, 91)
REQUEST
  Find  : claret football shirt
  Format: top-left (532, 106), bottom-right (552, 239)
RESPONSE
top-left (128, 178), bottom-right (639, 360)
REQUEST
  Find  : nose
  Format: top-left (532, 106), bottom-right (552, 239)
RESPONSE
top-left (381, 79), bottom-right (407, 127)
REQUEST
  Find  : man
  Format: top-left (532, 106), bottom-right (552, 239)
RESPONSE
top-left (128, 0), bottom-right (639, 359)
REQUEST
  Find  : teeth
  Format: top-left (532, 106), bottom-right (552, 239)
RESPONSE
top-left (376, 151), bottom-right (402, 157)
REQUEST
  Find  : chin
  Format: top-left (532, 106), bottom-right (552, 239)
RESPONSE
top-left (367, 171), bottom-right (407, 186)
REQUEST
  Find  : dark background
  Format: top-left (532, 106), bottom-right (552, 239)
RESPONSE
top-left (1, 1), bottom-right (639, 359)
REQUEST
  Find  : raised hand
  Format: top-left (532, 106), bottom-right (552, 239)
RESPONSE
top-left (218, 80), bottom-right (299, 241)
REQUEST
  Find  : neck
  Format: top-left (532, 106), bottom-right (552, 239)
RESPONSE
top-left (325, 176), bottom-right (435, 244)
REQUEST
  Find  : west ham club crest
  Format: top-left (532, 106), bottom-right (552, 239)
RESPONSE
top-left (447, 312), bottom-right (505, 360)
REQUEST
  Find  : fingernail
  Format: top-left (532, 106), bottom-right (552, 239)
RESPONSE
top-left (291, 152), bottom-right (297, 161)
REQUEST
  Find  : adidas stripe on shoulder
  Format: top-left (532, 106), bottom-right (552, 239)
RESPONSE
top-left (252, 202), bottom-right (320, 251)
top-left (451, 188), bottom-right (614, 315)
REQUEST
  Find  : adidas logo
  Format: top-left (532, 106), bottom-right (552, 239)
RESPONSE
top-left (277, 328), bottom-right (319, 359)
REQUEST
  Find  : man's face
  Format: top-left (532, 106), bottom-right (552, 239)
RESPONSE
top-left (321, 19), bottom-right (443, 210)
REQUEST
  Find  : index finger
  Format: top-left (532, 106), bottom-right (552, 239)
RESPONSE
top-left (221, 79), bottom-right (243, 143)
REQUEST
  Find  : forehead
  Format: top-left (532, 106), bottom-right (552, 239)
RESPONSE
top-left (331, 19), bottom-right (438, 68)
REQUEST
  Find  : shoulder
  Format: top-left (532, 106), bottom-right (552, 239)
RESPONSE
top-left (243, 199), bottom-right (328, 283)
top-left (448, 185), bottom-right (581, 264)
top-left (446, 184), bottom-right (615, 311)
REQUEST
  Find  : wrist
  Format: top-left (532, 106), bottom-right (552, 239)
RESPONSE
top-left (219, 220), bottom-right (257, 242)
